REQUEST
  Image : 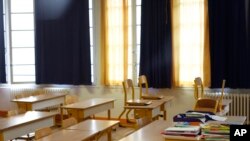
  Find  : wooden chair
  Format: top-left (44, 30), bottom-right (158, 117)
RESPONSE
top-left (118, 79), bottom-right (135, 122)
top-left (138, 75), bottom-right (162, 100)
top-left (118, 79), bottom-right (140, 127)
top-left (194, 77), bottom-right (204, 100)
top-left (62, 117), bottom-right (77, 128)
top-left (138, 75), bottom-right (149, 98)
top-left (217, 80), bottom-right (226, 112)
top-left (65, 95), bottom-right (79, 105)
top-left (7, 109), bottom-right (26, 117)
top-left (194, 98), bottom-right (219, 114)
top-left (35, 127), bottom-right (52, 140)
top-left (194, 78), bottom-right (226, 114)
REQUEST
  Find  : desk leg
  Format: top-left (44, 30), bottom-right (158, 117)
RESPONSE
top-left (107, 128), bottom-right (112, 141)
top-left (108, 109), bottom-right (111, 119)
top-left (60, 107), bottom-right (64, 125)
top-left (163, 110), bottom-right (167, 120)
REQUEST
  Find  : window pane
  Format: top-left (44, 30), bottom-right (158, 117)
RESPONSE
top-left (11, 31), bottom-right (34, 47)
top-left (91, 65), bottom-right (94, 76)
top-left (136, 0), bottom-right (141, 5)
top-left (90, 27), bottom-right (93, 46)
top-left (136, 26), bottom-right (141, 44)
top-left (89, 0), bottom-right (93, 9)
top-left (3, 15), bottom-right (5, 31)
top-left (91, 65), bottom-right (94, 83)
top-left (12, 48), bottom-right (35, 64)
top-left (136, 6), bottom-right (141, 25)
top-left (3, 0), bottom-right (5, 14)
top-left (137, 45), bottom-right (140, 63)
top-left (90, 47), bottom-right (93, 64)
top-left (13, 75), bottom-right (35, 82)
top-left (11, 0), bottom-right (34, 13)
top-left (12, 65), bottom-right (35, 75)
top-left (11, 14), bottom-right (34, 30)
top-left (89, 9), bottom-right (93, 27)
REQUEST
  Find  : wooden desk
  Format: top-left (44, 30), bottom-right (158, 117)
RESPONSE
top-left (66, 119), bottom-right (119, 141)
top-left (61, 98), bottom-right (115, 122)
top-left (119, 115), bottom-right (246, 141)
top-left (207, 116), bottom-right (246, 125)
top-left (11, 93), bottom-right (67, 111)
top-left (124, 100), bottom-right (164, 121)
top-left (158, 96), bottom-right (174, 120)
top-left (36, 129), bottom-right (97, 141)
top-left (119, 120), bottom-right (167, 141)
top-left (0, 111), bottom-right (57, 141)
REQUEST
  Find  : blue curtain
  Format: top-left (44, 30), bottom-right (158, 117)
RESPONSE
top-left (139, 0), bottom-right (172, 88)
top-left (208, 0), bottom-right (249, 88)
top-left (0, 0), bottom-right (6, 83)
top-left (35, 0), bottom-right (91, 85)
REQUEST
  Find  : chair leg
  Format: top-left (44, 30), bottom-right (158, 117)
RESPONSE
top-left (118, 109), bottom-right (127, 120)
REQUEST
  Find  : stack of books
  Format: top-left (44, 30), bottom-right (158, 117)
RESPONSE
top-left (201, 123), bottom-right (230, 141)
top-left (162, 124), bottom-right (201, 140)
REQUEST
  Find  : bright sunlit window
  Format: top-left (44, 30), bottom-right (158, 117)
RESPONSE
top-left (172, 0), bottom-right (205, 87)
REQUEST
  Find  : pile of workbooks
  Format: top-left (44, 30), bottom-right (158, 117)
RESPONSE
top-left (201, 123), bottom-right (230, 141)
top-left (162, 123), bottom-right (201, 140)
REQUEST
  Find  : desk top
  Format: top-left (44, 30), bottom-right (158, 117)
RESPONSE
top-left (119, 120), bottom-right (167, 141)
top-left (11, 93), bottom-right (67, 103)
top-left (66, 119), bottom-right (119, 131)
top-left (207, 116), bottom-right (246, 125)
top-left (0, 111), bottom-right (57, 131)
top-left (36, 129), bottom-right (97, 141)
top-left (124, 100), bottom-right (164, 109)
top-left (61, 98), bottom-right (115, 109)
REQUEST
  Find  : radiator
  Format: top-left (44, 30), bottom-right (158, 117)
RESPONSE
top-left (205, 92), bottom-right (250, 124)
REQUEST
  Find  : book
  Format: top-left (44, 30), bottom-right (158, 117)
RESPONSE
top-left (165, 126), bottom-right (201, 132)
top-left (126, 99), bottom-right (152, 106)
top-left (163, 134), bottom-right (202, 140)
top-left (141, 95), bottom-right (164, 100)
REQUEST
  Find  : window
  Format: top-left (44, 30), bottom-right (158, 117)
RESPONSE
top-left (2, 0), bottom-right (141, 85)
top-left (172, 0), bottom-right (206, 87)
top-left (4, 0), bottom-right (35, 83)
top-left (89, 0), bottom-right (94, 83)
top-left (99, 0), bottom-right (141, 85)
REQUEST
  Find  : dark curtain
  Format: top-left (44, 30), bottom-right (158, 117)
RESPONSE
top-left (35, 0), bottom-right (91, 85)
top-left (247, 0), bottom-right (250, 54)
top-left (140, 0), bottom-right (172, 88)
top-left (209, 0), bottom-right (249, 88)
top-left (0, 0), bottom-right (6, 83)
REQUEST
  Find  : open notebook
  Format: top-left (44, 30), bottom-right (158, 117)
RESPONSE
top-left (141, 95), bottom-right (164, 100)
top-left (126, 99), bottom-right (152, 106)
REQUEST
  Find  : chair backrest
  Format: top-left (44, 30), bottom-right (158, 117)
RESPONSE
top-left (138, 75), bottom-right (149, 98)
top-left (65, 95), bottom-right (79, 105)
top-left (193, 77), bottom-right (204, 100)
top-left (194, 98), bottom-right (219, 114)
top-left (62, 117), bottom-right (77, 128)
top-left (7, 109), bottom-right (26, 117)
top-left (217, 79), bottom-right (226, 112)
top-left (7, 110), bottom-right (17, 117)
top-left (193, 79), bottom-right (226, 114)
top-left (122, 79), bottom-right (135, 106)
top-left (35, 127), bottom-right (52, 140)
